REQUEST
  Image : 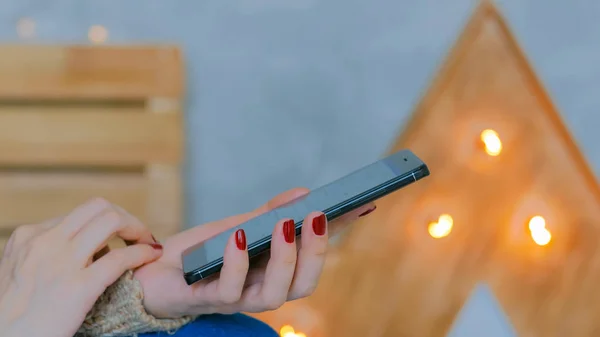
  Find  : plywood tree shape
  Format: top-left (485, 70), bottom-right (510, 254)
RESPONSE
top-left (253, 1), bottom-right (600, 336)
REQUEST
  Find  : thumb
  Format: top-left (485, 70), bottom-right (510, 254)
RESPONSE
top-left (207, 187), bottom-right (311, 231)
top-left (162, 188), bottom-right (311, 259)
top-left (255, 187), bottom-right (310, 215)
top-left (224, 187), bottom-right (311, 228)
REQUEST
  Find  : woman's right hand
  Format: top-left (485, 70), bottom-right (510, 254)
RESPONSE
top-left (0, 198), bottom-right (164, 337)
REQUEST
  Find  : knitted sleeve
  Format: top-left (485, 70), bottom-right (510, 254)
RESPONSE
top-left (77, 270), bottom-right (194, 337)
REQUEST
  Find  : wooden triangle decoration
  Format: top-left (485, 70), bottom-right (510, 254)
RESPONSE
top-left (254, 1), bottom-right (600, 336)
top-left (446, 283), bottom-right (517, 337)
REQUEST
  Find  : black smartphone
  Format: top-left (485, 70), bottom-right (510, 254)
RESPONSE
top-left (181, 149), bottom-right (430, 285)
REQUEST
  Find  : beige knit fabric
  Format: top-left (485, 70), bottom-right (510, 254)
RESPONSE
top-left (77, 270), bottom-right (194, 337)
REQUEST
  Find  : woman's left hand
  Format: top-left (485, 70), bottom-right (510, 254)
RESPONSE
top-left (0, 199), bottom-right (163, 337)
top-left (133, 187), bottom-right (376, 318)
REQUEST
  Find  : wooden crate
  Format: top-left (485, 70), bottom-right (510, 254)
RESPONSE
top-left (0, 45), bottom-right (185, 252)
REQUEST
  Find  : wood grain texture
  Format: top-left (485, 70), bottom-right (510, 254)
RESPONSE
top-left (145, 97), bottom-right (183, 240)
top-left (0, 110), bottom-right (182, 166)
top-left (0, 45), bottom-right (183, 99)
top-left (0, 45), bottom-right (185, 251)
top-left (0, 172), bottom-right (148, 228)
top-left (253, 1), bottom-right (600, 336)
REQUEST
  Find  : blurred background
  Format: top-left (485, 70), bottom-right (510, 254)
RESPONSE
top-left (0, 0), bottom-right (599, 336)
top-left (0, 0), bottom-right (596, 227)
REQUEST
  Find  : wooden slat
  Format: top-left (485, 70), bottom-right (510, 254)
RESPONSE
top-left (0, 45), bottom-right (183, 99)
top-left (0, 104), bottom-right (146, 115)
top-left (0, 44), bottom-right (185, 255)
top-left (145, 98), bottom-right (184, 240)
top-left (0, 172), bottom-right (148, 228)
top-left (0, 110), bottom-right (183, 165)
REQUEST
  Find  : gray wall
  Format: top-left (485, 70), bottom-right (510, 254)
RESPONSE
top-left (0, 0), bottom-right (597, 227)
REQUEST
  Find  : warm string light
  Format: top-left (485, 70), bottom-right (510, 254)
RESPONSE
top-left (428, 214), bottom-right (453, 239)
top-left (478, 128), bottom-right (553, 247)
top-left (424, 129), bottom-right (550, 249)
top-left (16, 19), bottom-right (110, 44)
top-left (480, 129), bottom-right (502, 156)
top-left (528, 215), bottom-right (551, 246)
top-left (88, 25), bottom-right (108, 44)
top-left (423, 128), bottom-right (496, 240)
top-left (280, 325), bottom-right (307, 337)
top-left (16, 17), bottom-right (36, 39)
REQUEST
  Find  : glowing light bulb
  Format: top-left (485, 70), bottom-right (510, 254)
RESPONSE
top-left (280, 325), bottom-right (295, 336)
top-left (480, 129), bottom-right (502, 156)
top-left (527, 215), bottom-right (551, 246)
top-left (528, 215), bottom-right (546, 232)
top-left (88, 25), bottom-right (108, 44)
top-left (16, 17), bottom-right (36, 39)
top-left (531, 227), bottom-right (552, 246)
top-left (279, 325), bottom-right (307, 337)
top-left (428, 214), bottom-right (453, 239)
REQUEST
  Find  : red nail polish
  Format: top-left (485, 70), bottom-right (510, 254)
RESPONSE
top-left (312, 213), bottom-right (327, 236)
top-left (283, 219), bottom-right (295, 243)
top-left (359, 206), bottom-right (377, 217)
top-left (235, 229), bottom-right (247, 250)
top-left (149, 243), bottom-right (163, 250)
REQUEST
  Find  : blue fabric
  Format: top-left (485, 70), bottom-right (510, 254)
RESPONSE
top-left (138, 313), bottom-right (278, 337)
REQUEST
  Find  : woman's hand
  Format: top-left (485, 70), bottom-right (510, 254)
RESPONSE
top-left (134, 187), bottom-right (376, 318)
top-left (0, 198), bottom-right (164, 337)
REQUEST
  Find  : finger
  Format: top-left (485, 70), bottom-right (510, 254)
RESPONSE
top-left (255, 218), bottom-right (298, 311)
top-left (84, 243), bottom-right (163, 293)
top-left (164, 187), bottom-right (310, 257)
top-left (112, 204), bottom-right (156, 245)
top-left (193, 229), bottom-right (249, 306)
top-left (238, 251), bottom-right (270, 287)
top-left (221, 188), bottom-right (310, 231)
top-left (216, 187), bottom-right (310, 230)
top-left (4, 224), bottom-right (38, 256)
top-left (288, 212), bottom-right (328, 300)
top-left (39, 216), bottom-right (64, 230)
top-left (231, 187), bottom-right (311, 227)
top-left (71, 208), bottom-right (155, 264)
top-left (56, 198), bottom-right (114, 237)
top-left (258, 187), bottom-right (310, 213)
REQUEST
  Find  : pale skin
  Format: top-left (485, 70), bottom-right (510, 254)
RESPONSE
top-left (0, 187), bottom-right (375, 337)
top-left (0, 198), bottom-right (163, 337)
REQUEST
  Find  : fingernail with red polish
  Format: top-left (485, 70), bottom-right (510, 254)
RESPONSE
top-left (149, 243), bottom-right (163, 250)
top-left (283, 219), bottom-right (295, 243)
top-left (312, 213), bottom-right (327, 236)
top-left (359, 206), bottom-right (377, 217)
top-left (235, 229), bottom-right (247, 250)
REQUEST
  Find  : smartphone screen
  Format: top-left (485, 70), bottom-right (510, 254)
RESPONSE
top-left (182, 149), bottom-right (429, 284)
